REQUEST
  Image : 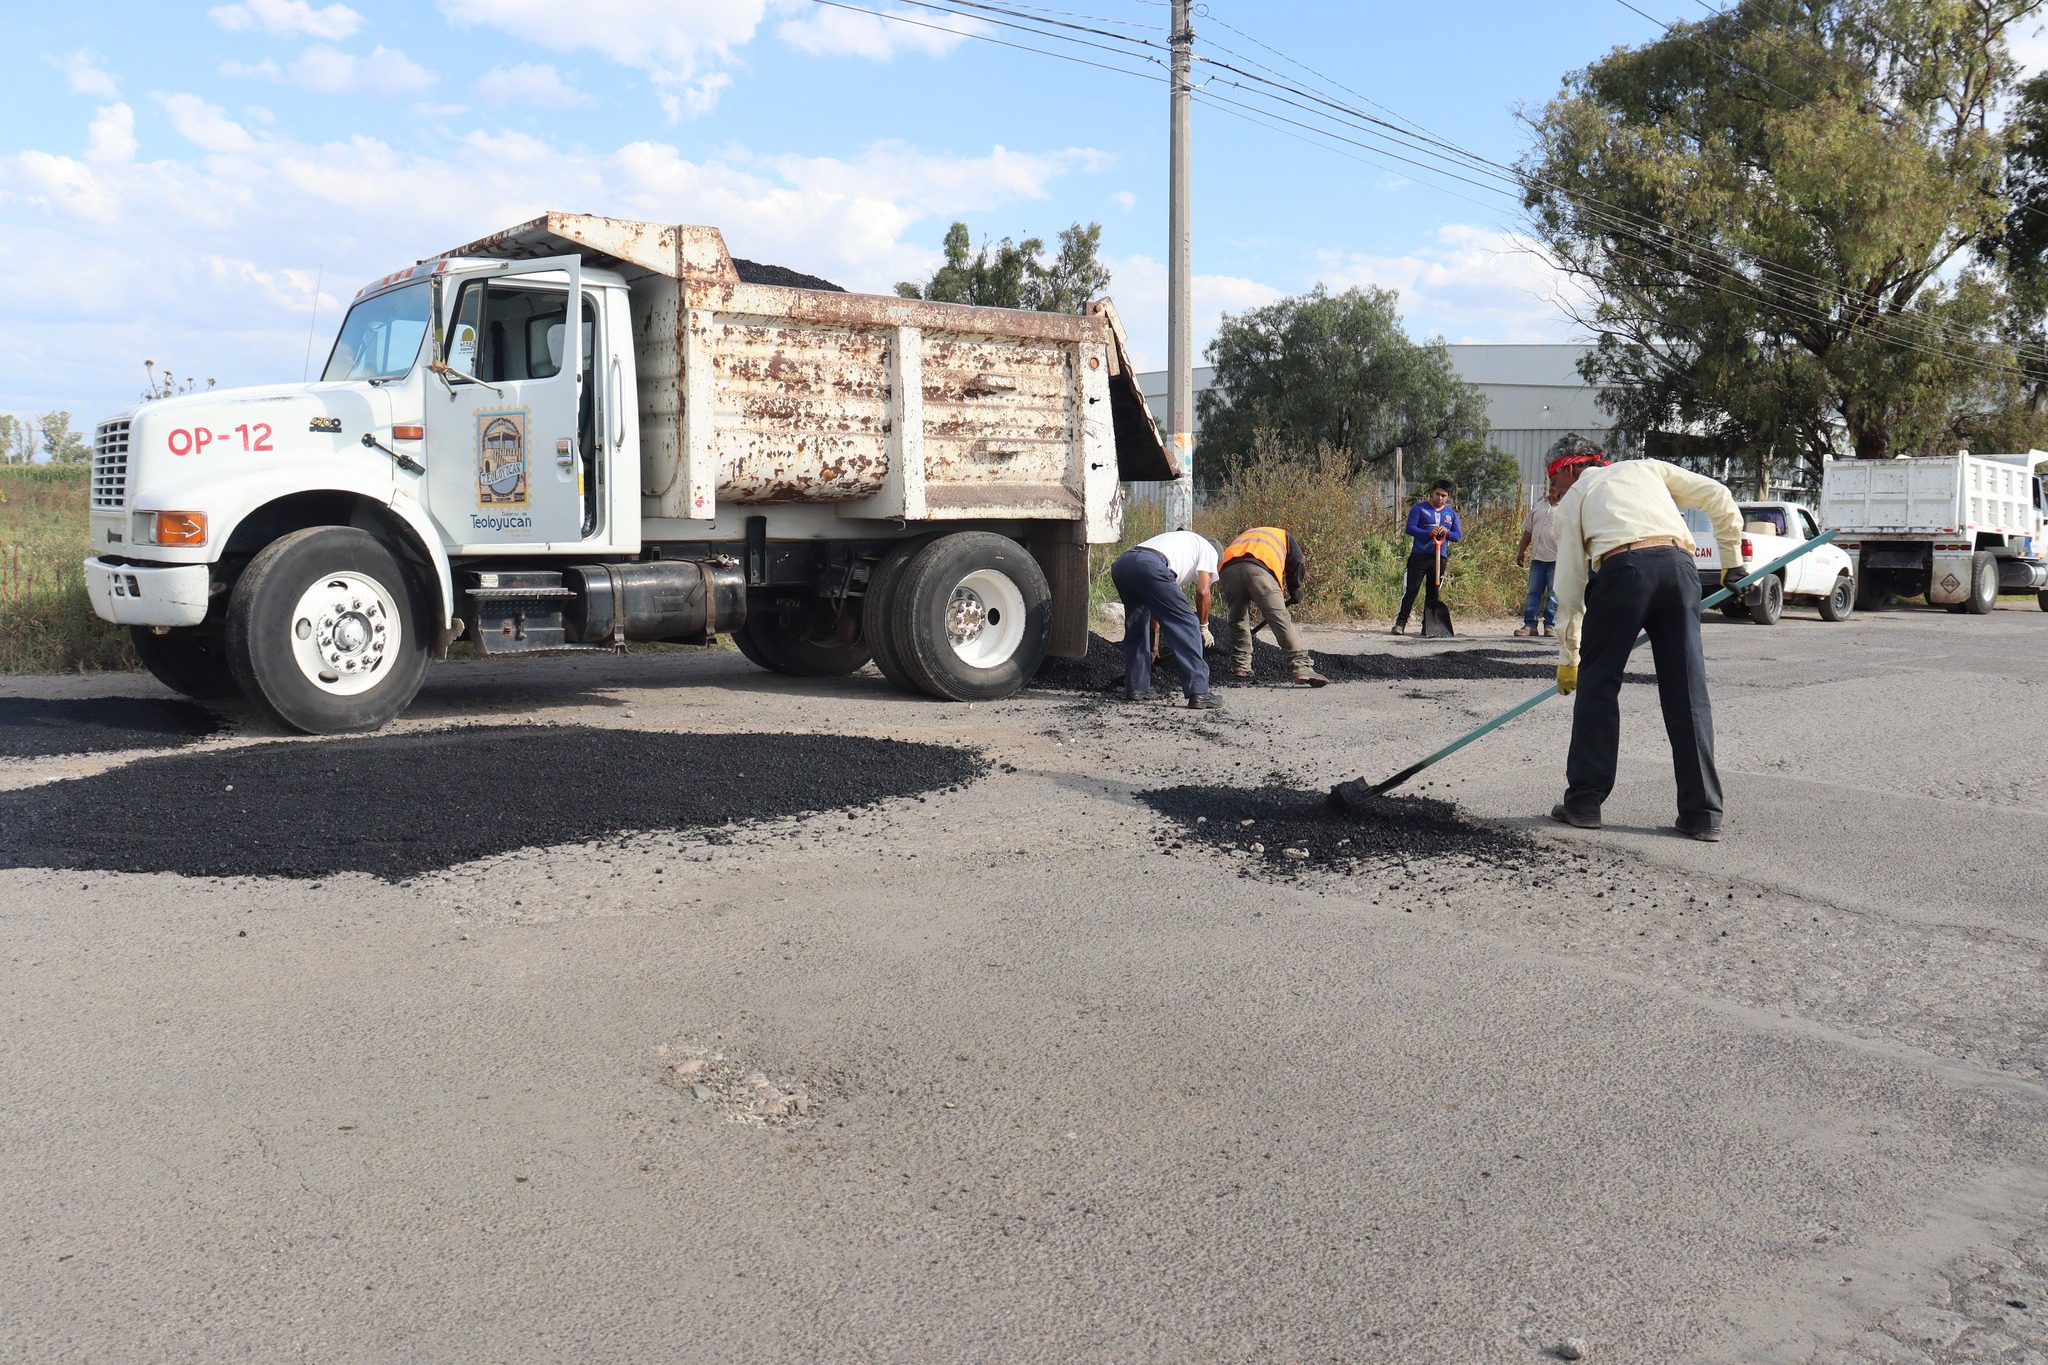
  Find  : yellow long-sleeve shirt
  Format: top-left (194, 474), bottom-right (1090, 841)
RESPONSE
top-left (1553, 459), bottom-right (1743, 667)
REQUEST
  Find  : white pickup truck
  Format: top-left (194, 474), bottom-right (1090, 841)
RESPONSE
top-left (1682, 500), bottom-right (1856, 625)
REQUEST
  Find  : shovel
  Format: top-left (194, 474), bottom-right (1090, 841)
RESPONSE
top-left (1420, 539), bottom-right (1455, 639)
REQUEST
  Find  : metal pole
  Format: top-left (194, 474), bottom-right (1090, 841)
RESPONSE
top-left (1165, 0), bottom-right (1194, 530)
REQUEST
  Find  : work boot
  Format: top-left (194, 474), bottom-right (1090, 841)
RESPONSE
top-left (1549, 802), bottom-right (1601, 830)
top-left (1542, 623), bottom-right (1555, 637)
top-left (1390, 621), bottom-right (1406, 635)
top-left (1674, 820), bottom-right (1723, 842)
top-left (1513, 625), bottom-right (1537, 637)
top-left (1187, 692), bottom-right (1223, 710)
top-left (1293, 669), bottom-right (1330, 687)
top-left (1232, 670), bottom-right (1254, 682)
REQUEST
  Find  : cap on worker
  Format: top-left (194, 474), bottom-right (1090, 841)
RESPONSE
top-left (1545, 433), bottom-right (1610, 478)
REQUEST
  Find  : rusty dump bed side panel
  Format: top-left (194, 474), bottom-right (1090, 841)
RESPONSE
top-left (433, 213), bottom-right (1173, 529)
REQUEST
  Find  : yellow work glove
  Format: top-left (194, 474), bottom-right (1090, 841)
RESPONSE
top-left (1719, 567), bottom-right (1744, 594)
top-left (1556, 664), bottom-right (1578, 696)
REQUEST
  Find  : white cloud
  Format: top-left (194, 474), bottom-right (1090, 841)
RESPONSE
top-left (1104, 253), bottom-right (1284, 372)
top-left (1313, 224), bottom-right (1591, 344)
top-left (439, 0), bottom-right (768, 119)
top-left (57, 49), bottom-right (120, 99)
top-left (476, 63), bottom-right (591, 109)
top-left (156, 92), bottom-right (259, 154)
top-left (290, 44), bottom-right (437, 96)
top-left (767, 141), bottom-right (1111, 219)
top-left (11, 152), bottom-right (120, 224)
top-left (219, 58), bottom-right (283, 80)
top-left (775, 3), bottom-right (977, 59)
top-left (208, 0), bottom-right (363, 40)
top-left (1110, 190), bottom-right (1136, 212)
top-left (86, 104), bottom-right (137, 166)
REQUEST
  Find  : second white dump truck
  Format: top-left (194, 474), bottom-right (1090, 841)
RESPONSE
top-left (1818, 450), bottom-right (2048, 614)
top-left (83, 213), bottom-right (1173, 733)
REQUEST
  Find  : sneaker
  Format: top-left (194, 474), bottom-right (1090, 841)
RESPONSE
top-left (1549, 802), bottom-right (1601, 830)
top-left (1390, 622), bottom-right (1407, 635)
top-left (1674, 821), bottom-right (1723, 842)
top-left (1513, 625), bottom-right (1537, 637)
top-left (1293, 670), bottom-right (1330, 687)
top-left (1119, 685), bottom-right (1142, 702)
top-left (1187, 692), bottom-right (1223, 710)
top-left (1542, 624), bottom-right (1555, 637)
top-left (1233, 671), bottom-right (1254, 682)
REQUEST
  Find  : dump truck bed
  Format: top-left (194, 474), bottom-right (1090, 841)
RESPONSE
top-left (434, 213), bottom-right (1173, 534)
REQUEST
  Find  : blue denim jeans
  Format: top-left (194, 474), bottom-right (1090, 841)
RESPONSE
top-left (1522, 559), bottom-right (1557, 628)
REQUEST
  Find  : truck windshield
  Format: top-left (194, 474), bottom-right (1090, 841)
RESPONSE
top-left (322, 281), bottom-right (432, 382)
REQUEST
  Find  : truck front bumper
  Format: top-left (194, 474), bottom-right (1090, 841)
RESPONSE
top-left (83, 557), bottom-right (212, 627)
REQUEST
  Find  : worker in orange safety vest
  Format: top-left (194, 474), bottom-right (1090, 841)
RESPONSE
top-left (1216, 526), bottom-right (1329, 687)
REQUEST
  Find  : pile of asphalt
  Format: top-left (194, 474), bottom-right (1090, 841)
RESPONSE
top-left (732, 258), bottom-right (845, 292)
top-left (2, 725), bottom-right (983, 882)
top-left (1142, 783), bottom-right (1550, 881)
top-left (1031, 632), bottom-right (1645, 695)
top-left (0, 697), bottom-right (224, 760)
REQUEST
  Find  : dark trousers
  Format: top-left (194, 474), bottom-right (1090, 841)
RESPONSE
top-left (1396, 550), bottom-right (1447, 626)
top-left (1563, 545), bottom-right (1722, 828)
top-left (1111, 548), bottom-right (1211, 698)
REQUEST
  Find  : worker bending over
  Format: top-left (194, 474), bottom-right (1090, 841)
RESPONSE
top-left (1216, 525), bottom-right (1329, 687)
top-left (1546, 436), bottom-right (1743, 841)
top-left (1110, 529), bottom-right (1224, 709)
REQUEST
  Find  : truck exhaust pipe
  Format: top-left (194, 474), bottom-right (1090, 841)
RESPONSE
top-left (564, 561), bottom-right (747, 644)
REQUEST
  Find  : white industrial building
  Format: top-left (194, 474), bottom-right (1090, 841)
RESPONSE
top-left (1138, 343), bottom-right (1633, 492)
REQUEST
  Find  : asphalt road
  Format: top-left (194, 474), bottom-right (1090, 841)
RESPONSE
top-left (3, 599), bottom-right (2045, 1363)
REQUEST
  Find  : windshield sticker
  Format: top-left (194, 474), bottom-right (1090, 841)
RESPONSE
top-left (450, 324), bottom-right (478, 377)
top-left (476, 409), bottom-right (530, 506)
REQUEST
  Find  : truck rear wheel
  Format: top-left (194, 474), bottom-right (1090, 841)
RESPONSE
top-left (888, 532), bottom-right (1050, 702)
top-left (130, 627), bottom-right (241, 701)
top-left (862, 537), bottom-right (935, 693)
top-left (225, 527), bottom-right (429, 734)
top-left (1749, 574), bottom-right (1784, 625)
top-left (1817, 573), bottom-right (1855, 622)
top-left (2038, 589), bottom-right (2048, 612)
top-left (1964, 552), bottom-right (1997, 614)
top-left (736, 591), bottom-right (872, 677)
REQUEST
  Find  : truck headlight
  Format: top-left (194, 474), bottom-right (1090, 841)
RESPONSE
top-left (133, 511), bottom-right (209, 546)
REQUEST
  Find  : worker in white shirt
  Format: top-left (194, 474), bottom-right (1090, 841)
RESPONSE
top-left (1109, 529), bottom-right (1223, 708)
top-left (1545, 436), bottom-right (1744, 841)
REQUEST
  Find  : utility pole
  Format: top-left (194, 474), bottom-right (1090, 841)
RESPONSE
top-left (1165, 0), bottom-right (1195, 531)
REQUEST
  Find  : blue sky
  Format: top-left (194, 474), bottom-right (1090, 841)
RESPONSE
top-left (7, 0), bottom-right (2046, 430)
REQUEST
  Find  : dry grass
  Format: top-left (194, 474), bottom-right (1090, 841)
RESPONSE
top-left (0, 465), bottom-right (134, 674)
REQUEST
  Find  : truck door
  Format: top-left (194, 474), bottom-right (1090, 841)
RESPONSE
top-left (428, 257), bottom-right (589, 550)
top-left (1792, 507), bottom-right (1826, 593)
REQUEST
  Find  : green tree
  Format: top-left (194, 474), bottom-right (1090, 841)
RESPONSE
top-left (895, 221), bottom-right (1110, 313)
top-left (1415, 438), bottom-right (1522, 509)
top-left (1522, 0), bottom-right (2043, 484)
top-left (1195, 285), bottom-right (1489, 485)
top-left (38, 412), bottom-right (89, 464)
top-left (0, 414), bottom-right (36, 464)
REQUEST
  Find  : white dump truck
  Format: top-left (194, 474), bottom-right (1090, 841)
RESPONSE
top-left (83, 213), bottom-right (1173, 732)
top-left (1817, 451), bottom-right (2048, 614)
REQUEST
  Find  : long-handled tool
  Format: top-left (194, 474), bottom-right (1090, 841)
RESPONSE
top-left (1331, 531), bottom-right (1838, 805)
top-left (1421, 536), bottom-right (1455, 638)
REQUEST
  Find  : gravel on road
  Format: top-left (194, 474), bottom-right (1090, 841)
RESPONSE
top-left (0, 697), bottom-right (224, 760)
top-left (4, 725), bottom-right (985, 881)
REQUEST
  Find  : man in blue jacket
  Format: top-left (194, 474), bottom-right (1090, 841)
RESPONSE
top-left (1392, 479), bottom-right (1460, 634)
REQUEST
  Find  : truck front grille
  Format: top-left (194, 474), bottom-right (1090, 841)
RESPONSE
top-left (92, 421), bottom-right (131, 509)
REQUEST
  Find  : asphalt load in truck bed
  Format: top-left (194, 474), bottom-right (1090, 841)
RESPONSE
top-left (1142, 784), bottom-right (1550, 882)
top-left (1030, 632), bottom-right (1650, 694)
top-left (2, 725), bottom-right (984, 882)
top-left (0, 697), bottom-right (225, 760)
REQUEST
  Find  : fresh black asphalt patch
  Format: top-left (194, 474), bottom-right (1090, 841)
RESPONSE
top-left (1142, 783), bottom-right (1561, 882)
top-left (1032, 633), bottom-right (1650, 695)
top-left (2, 725), bottom-right (985, 882)
top-left (0, 697), bottom-right (225, 760)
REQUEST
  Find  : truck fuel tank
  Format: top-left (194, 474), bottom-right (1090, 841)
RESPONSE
top-left (565, 560), bottom-right (746, 644)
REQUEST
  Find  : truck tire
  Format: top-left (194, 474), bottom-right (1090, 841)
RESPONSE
top-left (130, 627), bottom-right (241, 701)
top-left (888, 531), bottom-right (1050, 702)
top-left (2039, 589), bottom-right (2048, 612)
top-left (1964, 552), bottom-right (1997, 614)
top-left (736, 590), bottom-right (872, 676)
top-left (1855, 570), bottom-right (1891, 611)
top-left (1817, 572), bottom-right (1855, 623)
top-left (861, 536), bottom-right (936, 693)
top-left (1749, 573), bottom-right (1784, 625)
top-left (225, 527), bottom-right (429, 734)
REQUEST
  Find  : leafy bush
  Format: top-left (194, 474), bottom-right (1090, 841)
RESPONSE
top-left (0, 465), bottom-right (134, 674)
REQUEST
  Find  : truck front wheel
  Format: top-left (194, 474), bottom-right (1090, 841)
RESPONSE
top-left (888, 532), bottom-right (1050, 702)
top-left (225, 527), bottom-right (430, 734)
top-left (1817, 573), bottom-right (1855, 622)
top-left (130, 627), bottom-right (241, 701)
